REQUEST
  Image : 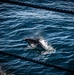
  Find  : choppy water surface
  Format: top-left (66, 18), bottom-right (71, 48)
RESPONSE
top-left (0, 0), bottom-right (74, 75)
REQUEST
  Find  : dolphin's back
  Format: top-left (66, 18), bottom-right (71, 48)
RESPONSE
top-left (25, 38), bottom-right (39, 44)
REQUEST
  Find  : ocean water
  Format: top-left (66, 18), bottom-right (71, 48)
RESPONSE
top-left (0, 0), bottom-right (74, 75)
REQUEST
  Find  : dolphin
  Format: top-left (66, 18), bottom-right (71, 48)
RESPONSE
top-left (25, 38), bottom-right (49, 50)
top-left (25, 38), bottom-right (55, 53)
top-left (25, 38), bottom-right (40, 47)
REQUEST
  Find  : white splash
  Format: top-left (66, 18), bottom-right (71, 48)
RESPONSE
top-left (39, 37), bottom-right (55, 54)
top-left (27, 43), bottom-right (37, 49)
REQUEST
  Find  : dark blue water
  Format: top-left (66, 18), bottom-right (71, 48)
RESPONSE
top-left (0, 0), bottom-right (74, 75)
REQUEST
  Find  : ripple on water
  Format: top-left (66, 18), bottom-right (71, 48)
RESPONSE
top-left (0, 1), bottom-right (74, 75)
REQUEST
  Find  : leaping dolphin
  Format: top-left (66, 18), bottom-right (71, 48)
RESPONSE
top-left (25, 38), bottom-right (55, 53)
top-left (25, 38), bottom-right (50, 50)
